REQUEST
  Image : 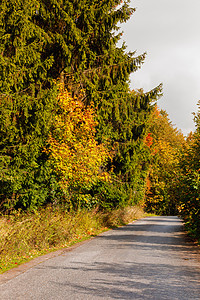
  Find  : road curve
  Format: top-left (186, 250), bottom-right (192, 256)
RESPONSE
top-left (0, 216), bottom-right (200, 299)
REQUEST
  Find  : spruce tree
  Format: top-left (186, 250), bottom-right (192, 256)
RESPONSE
top-left (0, 0), bottom-right (58, 210)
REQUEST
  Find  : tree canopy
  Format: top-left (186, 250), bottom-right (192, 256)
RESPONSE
top-left (0, 0), bottom-right (160, 211)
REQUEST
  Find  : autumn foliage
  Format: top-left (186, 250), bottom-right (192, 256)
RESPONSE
top-left (47, 84), bottom-right (109, 194)
top-left (177, 103), bottom-right (200, 239)
top-left (145, 107), bottom-right (186, 215)
top-left (145, 133), bottom-right (153, 148)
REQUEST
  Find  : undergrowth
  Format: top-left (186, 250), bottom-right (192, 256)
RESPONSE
top-left (0, 206), bottom-right (145, 274)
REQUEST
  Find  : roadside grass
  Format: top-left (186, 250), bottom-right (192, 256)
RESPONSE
top-left (0, 205), bottom-right (145, 274)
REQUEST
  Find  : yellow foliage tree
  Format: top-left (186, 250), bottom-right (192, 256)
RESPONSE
top-left (47, 84), bottom-right (110, 198)
top-left (145, 106), bottom-right (186, 215)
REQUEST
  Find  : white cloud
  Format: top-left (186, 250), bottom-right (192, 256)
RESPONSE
top-left (119, 0), bottom-right (200, 134)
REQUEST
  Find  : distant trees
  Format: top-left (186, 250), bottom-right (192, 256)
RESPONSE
top-left (178, 101), bottom-right (200, 239)
top-left (145, 107), bottom-right (186, 215)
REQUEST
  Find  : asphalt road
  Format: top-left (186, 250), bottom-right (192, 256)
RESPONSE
top-left (0, 216), bottom-right (200, 299)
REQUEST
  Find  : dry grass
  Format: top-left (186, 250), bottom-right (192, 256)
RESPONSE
top-left (102, 206), bottom-right (144, 227)
top-left (0, 206), bottom-right (145, 274)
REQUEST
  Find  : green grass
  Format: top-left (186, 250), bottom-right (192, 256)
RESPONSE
top-left (0, 205), bottom-right (145, 274)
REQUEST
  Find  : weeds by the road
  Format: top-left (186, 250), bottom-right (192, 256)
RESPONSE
top-left (0, 206), bottom-right (144, 274)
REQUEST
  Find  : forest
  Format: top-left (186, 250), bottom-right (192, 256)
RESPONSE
top-left (0, 0), bottom-right (199, 271)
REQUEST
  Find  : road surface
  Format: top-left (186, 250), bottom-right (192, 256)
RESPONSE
top-left (0, 216), bottom-right (200, 299)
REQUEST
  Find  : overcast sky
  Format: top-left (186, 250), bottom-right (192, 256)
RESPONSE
top-left (119, 0), bottom-right (200, 136)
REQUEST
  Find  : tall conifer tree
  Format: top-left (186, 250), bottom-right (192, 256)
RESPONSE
top-left (0, 0), bottom-right (57, 209)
